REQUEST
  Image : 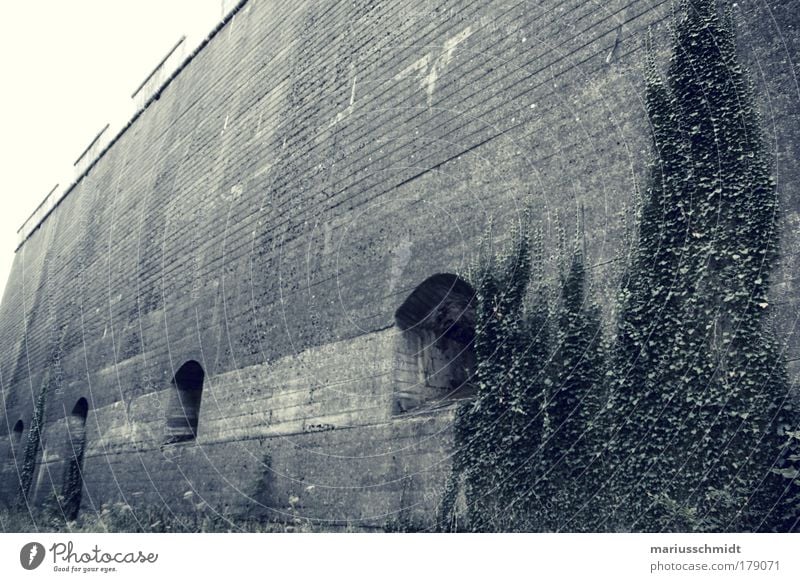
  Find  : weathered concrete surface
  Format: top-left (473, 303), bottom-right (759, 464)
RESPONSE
top-left (1, 0), bottom-right (798, 527)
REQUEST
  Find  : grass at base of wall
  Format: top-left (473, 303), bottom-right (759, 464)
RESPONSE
top-left (0, 502), bottom-right (377, 533)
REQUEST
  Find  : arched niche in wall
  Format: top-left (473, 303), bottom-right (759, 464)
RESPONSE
top-left (61, 397), bottom-right (89, 521)
top-left (164, 360), bottom-right (205, 445)
top-left (392, 273), bottom-right (477, 414)
top-left (7, 419), bottom-right (24, 459)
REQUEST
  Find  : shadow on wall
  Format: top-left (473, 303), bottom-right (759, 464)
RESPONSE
top-left (392, 273), bottom-right (477, 414)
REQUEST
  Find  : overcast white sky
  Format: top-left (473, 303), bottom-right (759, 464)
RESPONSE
top-left (0, 0), bottom-right (226, 303)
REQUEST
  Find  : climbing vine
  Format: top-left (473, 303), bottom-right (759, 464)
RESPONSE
top-left (541, 246), bottom-right (607, 530)
top-left (603, 0), bottom-right (796, 532)
top-left (16, 379), bottom-right (48, 510)
top-left (60, 431), bottom-right (87, 522)
top-left (439, 215), bottom-right (607, 532)
top-left (446, 0), bottom-right (797, 533)
top-left (775, 431), bottom-right (800, 530)
top-left (438, 215), bottom-right (549, 531)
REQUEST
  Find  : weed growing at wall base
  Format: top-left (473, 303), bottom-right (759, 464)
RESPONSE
top-left (0, 503), bottom-right (373, 533)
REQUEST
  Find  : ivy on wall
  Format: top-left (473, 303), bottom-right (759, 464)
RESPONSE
top-left (60, 436), bottom-right (87, 522)
top-left (439, 219), bottom-right (606, 532)
top-left (438, 217), bottom-right (547, 531)
top-left (446, 0), bottom-right (798, 532)
top-left (605, 0), bottom-right (796, 532)
top-left (777, 431), bottom-right (800, 530)
top-left (16, 379), bottom-right (48, 510)
top-left (542, 247), bottom-right (607, 531)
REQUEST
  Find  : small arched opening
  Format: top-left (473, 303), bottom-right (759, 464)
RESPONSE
top-left (164, 360), bottom-right (205, 444)
top-left (61, 397), bottom-right (89, 520)
top-left (392, 273), bottom-right (476, 414)
top-left (8, 419), bottom-right (24, 459)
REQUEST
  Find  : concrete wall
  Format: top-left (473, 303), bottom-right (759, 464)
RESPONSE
top-left (1, 0), bottom-right (798, 528)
